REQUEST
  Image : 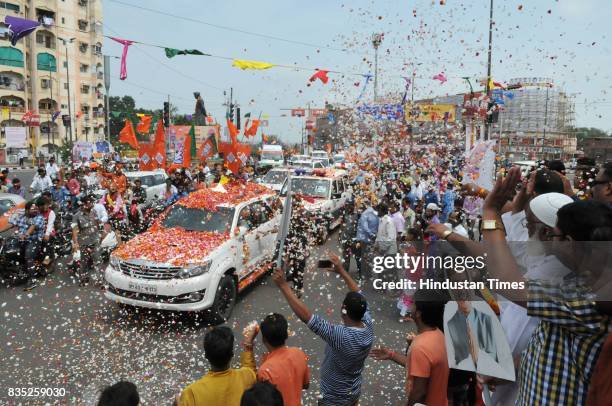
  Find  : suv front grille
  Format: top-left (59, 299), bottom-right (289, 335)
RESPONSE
top-left (120, 262), bottom-right (181, 280)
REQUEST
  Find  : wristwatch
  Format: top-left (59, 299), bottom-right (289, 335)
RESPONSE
top-left (482, 219), bottom-right (504, 231)
top-left (441, 229), bottom-right (453, 240)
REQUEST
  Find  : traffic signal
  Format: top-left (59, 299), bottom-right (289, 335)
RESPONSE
top-left (163, 102), bottom-right (170, 127)
top-left (236, 107), bottom-right (241, 130)
top-left (228, 103), bottom-right (235, 122)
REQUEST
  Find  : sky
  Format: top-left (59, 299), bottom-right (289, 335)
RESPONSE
top-left (102, 0), bottom-right (612, 143)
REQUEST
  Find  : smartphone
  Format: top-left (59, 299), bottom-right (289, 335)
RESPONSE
top-left (318, 259), bottom-right (333, 269)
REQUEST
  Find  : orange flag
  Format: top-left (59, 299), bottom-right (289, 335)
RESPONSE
top-left (244, 119), bottom-right (260, 137)
top-left (227, 119), bottom-right (239, 144)
top-left (262, 132), bottom-right (269, 143)
top-left (150, 119), bottom-right (166, 168)
top-left (119, 119), bottom-right (139, 149)
top-left (138, 143), bottom-right (155, 171)
top-left (219, 141), bottom-right (250, 175)
top-left (136, 115), bottom-right (152, 134)
top-left (197, 137), bottom-right (215, 160)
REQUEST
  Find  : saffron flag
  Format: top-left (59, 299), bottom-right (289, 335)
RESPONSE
top-left (219, 142), bottom-right (250, 175)
top-left (197, 136), bottom-right (215, 161)
top-left (309, 70), bottom-right (329, 84)
top-left (244, 119), bottom-right (260, 137)
top-left (262, 132), bottom-right (269, 143)
top-left (119, 119), bottom-right (139, 149)
top-left (138, 143), bottom-right (155, 171)
top-left (136, 115), bottom-right (152, 134)
top-left (227, 119), bottom-right (239, 144)
top-left (232, 59), bottom-right (275, 70)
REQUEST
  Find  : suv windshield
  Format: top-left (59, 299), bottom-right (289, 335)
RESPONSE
top-left (162, 206), bottom-right (235, 233)
top-left (263, 171), bottom-right (288, 184)
top-left (281, 178), bottom-right (330, 198)
top-left (262, 153), bottom-right (283, 161)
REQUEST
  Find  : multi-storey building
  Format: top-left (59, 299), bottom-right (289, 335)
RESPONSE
top-left (0, 0), bottom-right (104, 161)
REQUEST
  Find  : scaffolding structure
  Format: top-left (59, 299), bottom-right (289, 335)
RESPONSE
top-left (496, 77), bottom-right (576, 160)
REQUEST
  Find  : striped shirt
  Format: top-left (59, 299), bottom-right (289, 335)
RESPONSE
top-left (307, 296), bottom-right (374, 405)
top-left (516, 278), bottom-right (609, 406)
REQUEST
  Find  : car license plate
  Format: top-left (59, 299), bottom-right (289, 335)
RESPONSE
top-left (127, 282), bottom-right (158, 294)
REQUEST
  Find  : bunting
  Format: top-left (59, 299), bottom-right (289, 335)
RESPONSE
top-left (5, 16), bottom-right (40, 46)
top-left (433, 72), bottom-right (447, 84)
top-left (110, 37), bottom-right (134, 80)
top-left (358, 73), bottom-right (373, 100)
top-left (164, 48), bottom-right (206, 58)
top-left (309, 70), bottom-right (329, 84)
top-left (232, 59), bottom-right (275, 70)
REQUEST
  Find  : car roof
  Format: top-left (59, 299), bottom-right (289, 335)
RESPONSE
top-left (124, 171), bottom-right (167, 177)
top-left (0, 193), bottom-right (26, 203)
top-left (176, 182), bottom-right (275, 210)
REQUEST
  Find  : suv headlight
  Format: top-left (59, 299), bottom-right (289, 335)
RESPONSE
top-left (110, 255), bottom-right (120, 269)
top-left (176, 261), bottom-right (211, 279)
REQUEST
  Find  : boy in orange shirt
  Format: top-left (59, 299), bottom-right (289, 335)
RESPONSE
top-left (371, 290), bottom-right (449, 406)
top-left (243, 313), bottom-right (310, 406)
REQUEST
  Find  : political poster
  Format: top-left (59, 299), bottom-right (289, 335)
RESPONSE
top-left (5, 126), bottom-right (27, 148)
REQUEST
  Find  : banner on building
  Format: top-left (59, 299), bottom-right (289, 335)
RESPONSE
top-left (408, 104), bottom-right (456, 122)
top-left (291, 109), bottom-right (305, 117)
top-left (5, 126), bottom-right (27, 148)
top-left (72, 141), bottom-right (94, 160)
top-left (309, 109), bottom-right (327, 117)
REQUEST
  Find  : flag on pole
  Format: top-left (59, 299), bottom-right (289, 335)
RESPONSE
top-left (136, 115), bottom-right (152, 134)
top-left (227, 118), bottom-right (239, 144)
top-left (244, 119), bottom-right (260, 137)
top-left (119, 119), bottom-right (139, 149)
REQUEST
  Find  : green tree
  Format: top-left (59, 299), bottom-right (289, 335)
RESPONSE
top-left (575, 127), bottom-right (609, 145)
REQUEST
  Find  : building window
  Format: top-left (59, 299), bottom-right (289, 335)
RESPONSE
top-left (79, 42), bottom-right (89, 53)
top-left (78, 20), bottom-right (88, 32)
top-left (61, 17), bottom-right (65, 24)
top-left (0, 23), bottom-right (9, 40)
top-left (93, 42), bottom-right (102, 55)
top-left (81, 84), bottom-right (90, 94)
top-left (37, 53), bottom-right (57, 72)
top-left (0, 2), bottom-right (20, 13)
top-left (63, 61), bottom-right (67, 68)
top-left (61, 104), bottom-right (67, 109)
top-left (41, 78), bottom-right (50, 89)
top-left (63, 83), bottom-right (68, 90)
top-left (35, 31), bottom-right (56, 49)
top-left (79, 0), bottom-right (88, 6)
top-left (79, 63), bottom-right (88, 73)
top-left (0, 46), bottom-right (24, 68)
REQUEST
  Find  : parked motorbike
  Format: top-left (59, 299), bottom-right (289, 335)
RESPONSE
top-left (0, 237), bottom-right (32, 285)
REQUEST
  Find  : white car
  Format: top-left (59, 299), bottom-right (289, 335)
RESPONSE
top-left (104, 183), bottom-right (280, 321)
top-left (280, 169), bottom-right (350, 242)
top-left (259, 168), bottom-right (291, 192)
top-left (289, 160), bottom-right (325, 170)
top-left (125, 171), bottom-right (168, 202)
top-left (0, 193), bottom-right (25, 216)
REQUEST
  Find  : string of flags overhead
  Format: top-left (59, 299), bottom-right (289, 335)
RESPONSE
top-left (101, 34), bottom-right (493, 89)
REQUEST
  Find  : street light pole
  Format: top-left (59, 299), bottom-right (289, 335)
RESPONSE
top-left (484, 0), bottom-right (494, 141)
top-left (58, 37), bottom-right (75, 144)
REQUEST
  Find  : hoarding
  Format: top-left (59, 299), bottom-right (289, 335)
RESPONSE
top-left (408, 104), bottom-right (456, 122)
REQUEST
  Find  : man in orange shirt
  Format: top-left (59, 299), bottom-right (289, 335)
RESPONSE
top-left (243, 313), bottom-right (310, 406)
top-left (370, 290), bottom-right (449, 406)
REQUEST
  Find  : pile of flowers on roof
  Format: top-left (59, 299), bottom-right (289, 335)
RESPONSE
top-left (113, 227), bottom-right (229, 266)
top-left (178, 181), bottom-right (272, 211)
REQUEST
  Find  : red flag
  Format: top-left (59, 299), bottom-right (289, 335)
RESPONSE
top-left (244, 119), bottom-right (260, 137)
top-left (197, 137), bottom-right (215, 160)
top-left (309, 69), bottom-right (329, 84)
top-left (119, 119), bottom-right (139, 149)
top-left (138, 143), bottom-right (155, 171)
top-left (136, 115), bottom-right (152, 134)
top-left (227, 119), bottom-right (239, 144)
top-left (219, 141), bottom-right (250, 175)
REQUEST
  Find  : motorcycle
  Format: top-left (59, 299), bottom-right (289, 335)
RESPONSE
top-left (0, 237), bottom-right (39, 285)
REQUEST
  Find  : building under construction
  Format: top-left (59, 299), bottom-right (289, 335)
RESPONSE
top-left (495, 77), bottom-right (576, 160)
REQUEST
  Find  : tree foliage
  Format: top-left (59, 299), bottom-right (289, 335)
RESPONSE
top-left (575, 127), bottom-right (609, 145)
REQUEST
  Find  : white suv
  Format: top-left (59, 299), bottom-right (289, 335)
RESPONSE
top-left (104, 183), bottom-right (280, 321)
top-left (280, 169), bottom-right (350, 242)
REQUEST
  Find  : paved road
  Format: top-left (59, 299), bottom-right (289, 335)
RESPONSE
top-left (0, 231), bottom-right (413, 405)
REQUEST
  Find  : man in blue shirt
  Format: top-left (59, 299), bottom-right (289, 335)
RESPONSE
top-left (9, 201), bottom-right (45, 290)
top-left (50, 178), bottom-right (70, 210)
top-left (272, 253), bottom-right (373, 406)
top-left (423, 188), bottom-right (440, 207)
top-left (355, 202), bottom-right (379, 280)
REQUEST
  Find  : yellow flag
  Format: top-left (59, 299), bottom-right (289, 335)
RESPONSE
top-left (232, 59), bottom-right (275, 70)
top-left (261, 114), bottom-right (270, 119)
top-left (1, 108), bottom-right (9, 120)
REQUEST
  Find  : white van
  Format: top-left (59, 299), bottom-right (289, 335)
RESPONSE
top-left (259, 145), bottom-right (284, 169)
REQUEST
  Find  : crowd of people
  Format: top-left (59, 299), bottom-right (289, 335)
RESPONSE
top-left (1, 149), bottom-right (611, 405)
